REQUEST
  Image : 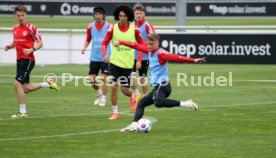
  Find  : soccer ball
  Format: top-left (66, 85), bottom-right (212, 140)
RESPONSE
top-left (137, 118), bottom-right (152, 133)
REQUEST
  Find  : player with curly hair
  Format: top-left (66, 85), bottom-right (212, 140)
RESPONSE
top-left (102, 5), bottom-right (145, 120)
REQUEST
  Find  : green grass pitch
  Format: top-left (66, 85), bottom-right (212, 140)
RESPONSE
top-left (0, 64), bottom-right (276, 158)
top-left (1, 16), bottom-right (276, 29)
top-left (1, 16), bottom-right (276, 157)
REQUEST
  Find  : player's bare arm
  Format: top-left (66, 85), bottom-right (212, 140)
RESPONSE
top-left (23, 40), bottom-right (43, 55)
top-left (136, 61), bottom-right (142, 69)
top-left (194, 57), bottom-right (206, 63)
top-left (81, 41), bottom-right (89, 54)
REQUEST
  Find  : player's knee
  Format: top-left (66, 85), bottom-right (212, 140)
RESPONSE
top-left (154, 98), bottom-right (163, 108)
top-left (23, 84), bottom-right (31, 93)
top-left (121, 88), bottom-right (129, 96)
top-left (14, 80), bottom-right (22, 88)
top-left (90, 81), bottom-right (96, 86)
top-left (89, 76), bottom-right (97, 86)
top-left (111, 82), bottom-right (118, 90)
top-left (137, 101), bottom-right (143, 109)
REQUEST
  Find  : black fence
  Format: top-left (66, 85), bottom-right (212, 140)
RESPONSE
top-left (0, 1), bottom-right (175, 16)
top-left (1, 1), bottom-right (276, 17)
top-left (188, 2), bottom-right (276, 17)
top-left (159, 33), bottom-right (276, 64)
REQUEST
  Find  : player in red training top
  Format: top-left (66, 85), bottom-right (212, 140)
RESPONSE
top-left (114, 33), bottom-right (206, 132)
top-left (4, 5), bottom-right (60, 118)
top-left (81, 6), bottom-right (112, 107)
top-left (101, 5), bottom-right (146, 120)
top-left (131, 3), bottom-right (156, 102)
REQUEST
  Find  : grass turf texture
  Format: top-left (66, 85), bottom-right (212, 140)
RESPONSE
top-left (1, 16), bottom-right (276, 29)
top-left (0, 64), bottom-right (276, 158)
top-left (1, 15), bottom-right (276, 158)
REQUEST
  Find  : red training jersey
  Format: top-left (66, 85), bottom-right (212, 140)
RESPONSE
top-left (85, 21), bottom-right (112, 43)
top-left (101, 23), bottom-right (146, 62)
top-left (13, 22), bottom-right (42, 61)
top-left (134, 17), bottom-right (155, 34)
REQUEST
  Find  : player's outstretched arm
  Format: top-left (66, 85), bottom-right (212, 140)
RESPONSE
top-left (194, 57), bottom-right (206, 63)
top-left (158, 50), bottom-right (206, 63)
top-left (114, 41), bottom-right (149, 54)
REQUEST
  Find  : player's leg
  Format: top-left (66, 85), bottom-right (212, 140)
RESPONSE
top-left (13, 80), bottom-right (27, 117)
top-left (20, 60), bottom-right (59, 93)
top-left (99, 62), bottom-right (109, 106)
top-left (153, 82), bottom-right (198, 111)
top-left (120, 91), bottom-right (154, 132)
top-left (22, 83), bottom-right (41, 93)
top-left (90, 74), bottom-right (102, 105)
top-left (12, 61), bottom-right (60, 119)
top-left (108, 64), bottom-right (121, 120)
top-left (18, 60), bottom-right (40, 93)
top-left (11, 59), bottom-right (33, 118)
top-left (89, 61), bottom-right (102, 105)
top-left (119, 68), bottom-right (137, 111)
top-left (131, 60), bottom-right (141, 100)
top-left (140, 77), bottom-right (147, 95)
top-left (153, 82), bottom-right (178, 108)
top-left (139, 60), bottom-right (149, 97)
top-left (133, 91), bottom-right (154, 122)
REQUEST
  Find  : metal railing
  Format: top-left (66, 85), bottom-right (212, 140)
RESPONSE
top-left (1, 26), bottom-right (276, 64)
top-left (1, 25), bottom-right (276, 32)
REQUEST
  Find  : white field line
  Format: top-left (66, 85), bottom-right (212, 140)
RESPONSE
top-left (0, 128), bottom-right (122, 142)
top-left (236, 80), bottom-right (276, 83)
top-left (0, 111), bottom-right (131, 121)
top-left (0, 112), bottom-right (157, 142)
top-left (0, 101), bottom-right (275, 141)
top-left (202, 101), bottom-right (276, 108)
top-left (1, 101), bottom-right (276, 121)
top-left (0, 75), bottom-right (85, 79)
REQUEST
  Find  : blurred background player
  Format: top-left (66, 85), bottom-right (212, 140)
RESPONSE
top-left (4, 5), bottom-right (60, 118)
top-left (81, 6), bottom-right (111, 107)
top-left (101, 5), bottom-right (146, 120)
top-left (132, 4), bottom-right (155, 100)
top-left (114, 33), bottom-right (205, 132)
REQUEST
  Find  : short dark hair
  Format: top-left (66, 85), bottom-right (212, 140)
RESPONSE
top-left (93, 6), bottom-right (105, 15)
top-left (113, 5), bottom-right (134, 22)
top-left (14, 5), bottom-right (27, 14)
top-left (133, 3), bottom-right (146, 12)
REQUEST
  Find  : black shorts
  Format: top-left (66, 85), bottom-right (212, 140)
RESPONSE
top-left (15, 59), bottom-right (35, 84)
top-left (132, 60), bottom-right (149, 77)
top-left (109, 63), bottom-right (132, 88)
top-left (89, 61), bottom-right (109, 75)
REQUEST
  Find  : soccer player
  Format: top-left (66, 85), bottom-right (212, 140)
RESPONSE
top-left (101, 5), bottom-right (146, 120)
top-left (81, 6), bottom-right (111, 107)
top-left (132, 4), bottom-right (155, 100)
top-left (114, 33), bottom-right (206, 132)
top-left (4, 5), bottom-right (60, 118)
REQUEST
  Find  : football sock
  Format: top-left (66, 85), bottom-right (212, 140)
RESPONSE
top-left (19, 104), bottom-right (27, 114)
top-left (40, 82), bottom-right (50, 88)
top-left (97, 89), bottom-right (102, 96)
top-left (133, 88), bottom-right (139, 96)
top-left (112, 105), bottom-right (118, 114)
top-left (101, 95), bottom-right (106, 102)
top-left (180, 101), bottom-right (188, 108)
